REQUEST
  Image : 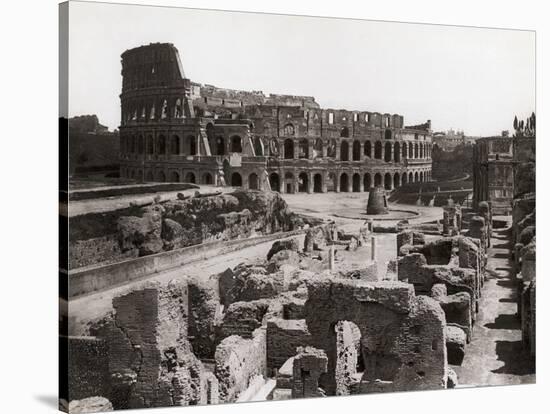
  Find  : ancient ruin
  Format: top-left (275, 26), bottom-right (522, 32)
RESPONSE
top-left (61, 39), bottom-right (535, 413)
top-left (118, 43), bottom-right (433, 193)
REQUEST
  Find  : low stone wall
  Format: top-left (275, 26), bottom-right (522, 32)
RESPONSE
top-left (69, 229), bottom-right (304, 298)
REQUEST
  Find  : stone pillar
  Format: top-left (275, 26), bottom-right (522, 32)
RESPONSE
top-left (280, 171), bottom-right (286, 194)
top-left (335, 175), bottom-right (340, 193)
top-left (322, 171), bottom-right (328, 193)
top-left (293, 140), bottom-right (299, 159)
top-left (307, 172), bottom-right (313, 194)
top-left (347, 175), bottom-right (353, 192)
top-left (329, 246), bottom-right (335, 271)
top-left (322, 141), bottom-right (328, 158)
top-left (291, 347), bottom-right (328, 399)
top-left (371, 236), bottom-right (377, 261)
top-left (335, 143), bottom-right (341, 160)
top-left (348, 143), bottom-right (353, 162)
top-left (308, 141), bottom-right (314, 160)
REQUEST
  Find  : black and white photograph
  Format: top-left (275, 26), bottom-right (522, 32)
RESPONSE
top-left (9, 0), bottom-right (542, 413)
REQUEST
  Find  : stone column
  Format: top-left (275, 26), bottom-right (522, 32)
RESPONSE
top-left (347, 174), bottom-right (353, 192)
top-left (335, 143), bottom-right (341, 160)
top-left (308, 141), bottom-right (314, 160)
top-left (322, 171), bottom-right (328, 193)
top-left (307, 172), bottom-right (313, 194)
top-left (348, 142), bottom-right (353, 162)
top-left (293, 140), bottom-right (299, 159)
top-left (322, 141), bottom-right (328, 158)
top-left (360, 142), bottom-right (364, 161)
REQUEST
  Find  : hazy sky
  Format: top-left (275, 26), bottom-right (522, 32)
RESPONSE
top-left (68, 1), bottom-right (535, 136)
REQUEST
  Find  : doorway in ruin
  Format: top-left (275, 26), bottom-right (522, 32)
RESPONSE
top-left (230, 136), bottom-right (242, 153)
top-left (364, 141), bottom-right (372, 158)
top-left (170, 171), bottom-right (180, 183)
top-left (352, 173), bottom-right (361, 192)
top-left (327, 139), bottom-right (337, 158)
top-left (340, 141), bottom-right (349, 161)
top-left (331, 320), bottom-right (364, 396)
top-left (269, 173), bottom-right (280, 192)
top-left (187, 135), bottom-right (197, 155)
top-left (185, 172), bottom-right (196, 184)
top-left (231, 172), bottom-right (243, 187)
top-left (202, 172), bottom-right (213, 185)
top-left (363, 173), bottom-right (371, 191)
top-left (313, 139), bottom-right (324, 159)
top-left (298, 172), bottom-right (309, 193)
top-left (352, 140), bottom-right (361, 161)
top-left (248, 173), bottom-right (259, 190)
top-left (402, 172), bottom-right (408, 185)
top-left (313, 173), bottom-right (323, 193)
top-left (414, 171), bottom-right (419, 182)
top-left (340, 173), bottom-right (349, 192)
top-left (284, 139), bottom-right (294, 159)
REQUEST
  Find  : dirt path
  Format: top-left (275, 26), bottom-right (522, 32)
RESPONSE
top-left (453, 225), bottom-right (535, 386)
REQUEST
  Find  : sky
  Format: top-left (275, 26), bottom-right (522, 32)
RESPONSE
top-left (68, 1), bottom-right (535, 136)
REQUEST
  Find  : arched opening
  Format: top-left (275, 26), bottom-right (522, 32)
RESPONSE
top-left (202, 172), bottom-right (213, 185)
top-left (394, 142), bottom-right (400, 162)
top-left (138, 135), bottom-right (145, 154)
top-left (374, 173), bottom-right (382, 187)
top-left (269, 173), bottom-right (280, 192)
top-left (216, 137), bottom-right (225, 155)
top-left (352, 140), bottom-right (361, 161)
top-left (409, 172), bottom-right (413, 183)
top-left (402, 143), bottom-right (408, 159)
top-left (146, 135), bottom-right (154, 154)
top-left (393, 172), bottom-right (400, 189)
top-left (145, 170), bottom-right (154, 182)
top-left (298, 172), bottom-right (309, 192)
top-left (340, 127), bottom-right (350, 138)
top-left (352, 173), bottom-right (361, 192)
top-left (284, 139), bottom-right (294, 159)
top-left (284, 172), bottom-right (295, 194)
top-left (249, 173), bottom-right (259, 190)
top-left (409, 142), bottom-right (413, 159)
top-left (363, 173), bottom-right (371, 191)
top-left (385, 129), bottom-right (392, 140)
top-left (171, 135), bottom-right (180, 155)
top-left (157, 171), bottom-right (166, 183)
top-left (327, 139), bottom-right (337, 158)
top-left (414, 143), bottom-right (419, 159)
top-left (298, 139), bottom-right (309, 159)
top-left (414, 171), bottom-right (419, 182)
top-left (185, 172), bottom-right (196, 184)
top-left (420, 171), bottom-right (424, 182)
top-left (186, 135), bottom-right (196, 155)
top-left (384, 142), bottom-right (392, 162)
top-left (402, 172), bottom-right (408, 185)
top-left (341, 141), bottom-right (349, 161)
top-left (421, 144), bottom-right (425, 158)
top-left (313, 173), bottom-right (323, 193)
top-left (364, 141), bottom-right (372, 158)
top-left (231, 172), bottom-right (242, 187)
top-left (158, 135), bottom-right (166, 155)
top-left (170, 171), bottom-right (179, 182)
top-left (230, 135), bottom-right (242, 153)
top-left (374, 141), bottom-right (382, 159)
top-left (313, 139), bottom-right (324, 159)
top-left (384, 173), bottom-right (392, 190)
top-left (340, 173), bottom-right (349, 192)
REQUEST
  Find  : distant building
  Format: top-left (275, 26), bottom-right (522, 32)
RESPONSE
top-left (69, 115), bottom-right (120, 175)
top-left (118, 43), bottom-right (433, 192)
top-left (472, 136), bottom-right (514, 215)
top-left (433, 129), bottom-right (477, 151)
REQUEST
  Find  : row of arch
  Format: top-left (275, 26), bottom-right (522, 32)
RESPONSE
top-left (266, 138), bottom-right (432, 161)
top-left (122, 168), bottom-right (215, 185)
top-left (121, 134), bottom-right (244, 156)
top-left (265, 170), bottom-right (431, 193)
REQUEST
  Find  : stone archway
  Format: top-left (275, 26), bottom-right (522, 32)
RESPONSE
top-left (249, 173), bottom-right (259, 190)
top-left (363, 173), bottom-right (372, 191)
top-left (314, 173), bottom-right (323, 193)
top-left (269, 173), bottom-right (280, 192)
top-left (340, 173), bottom-right (349, 192)
top-left (298, 172), bottom-right (309, 193)
top-left (352, 173), bottom-right (361, 192)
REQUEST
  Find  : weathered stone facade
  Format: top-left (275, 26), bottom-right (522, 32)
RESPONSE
top-left (118, 43), bottom-right (433, 192)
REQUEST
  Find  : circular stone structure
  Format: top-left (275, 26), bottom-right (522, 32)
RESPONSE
top-left (366, 186), bottom-right (389, 214)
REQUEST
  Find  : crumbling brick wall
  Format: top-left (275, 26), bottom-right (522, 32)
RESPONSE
top-left (303, 279), bottom-right (447, 395)
top-left (291, 347), bottom-right (328, 398)
top-left (267, 318), bottom-right (312, 371)
top-left (67, 336), bottom-right (110, 402)
top-left (215, 327), bottom-right (267, 402)
top-left (91, 281), bottom-right (207, 409)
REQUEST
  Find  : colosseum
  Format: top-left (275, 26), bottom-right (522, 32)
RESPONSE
top-left (119, 43), bottom-right (433, 193)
